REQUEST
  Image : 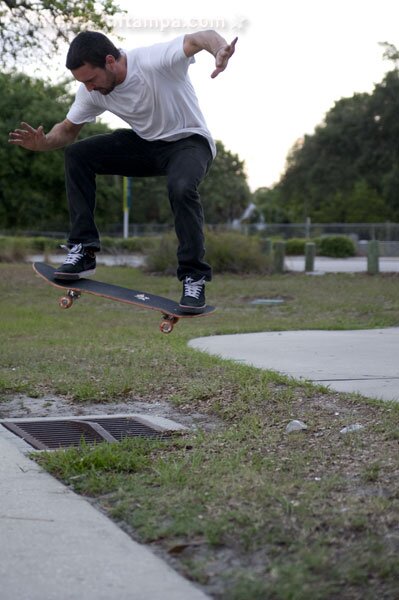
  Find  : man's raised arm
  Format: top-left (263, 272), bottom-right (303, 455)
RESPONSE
top-left (183, 30), bottom-right (238, 78)
top-left (8, 119), bottom-right (85, 152)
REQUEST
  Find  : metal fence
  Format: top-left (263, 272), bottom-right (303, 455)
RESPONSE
top-left (252, 222), bottom-right (399, 242)
top-left (90, 221), bottom-right (399, 240)
top-left (4, 222), bottom-right (399, 242)
top-left (107, 222), bottom-right (399, 256)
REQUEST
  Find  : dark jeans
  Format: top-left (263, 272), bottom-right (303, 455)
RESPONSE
top-left (64, 129), bottom-right (213, 281)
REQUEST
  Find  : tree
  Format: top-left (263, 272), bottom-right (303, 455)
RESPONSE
top-left (315, 181), bottom-right (389, 223)
top-left (379, 41), bottom-right (399, 69)
top-left (0, 71), bottom-right (121, 231)
top-left (253, 186), bottom-right (289, 224)
top-left (1, 72), bottom-right (250, 231)
top-left (126, 140), bottom-right (251, 225)
top-left (200, 140), bottom-right (251, 223)
top-left (0, 0), bottom-right (120, 66)
top-left (263, 60), bottom-right (399, 223)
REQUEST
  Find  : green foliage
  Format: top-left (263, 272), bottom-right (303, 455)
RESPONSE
top-left (0, 0), bottom-right (120, 67)
top-left (0, 235), bottom-right (158, 260)
top-left (100, 237), bottom-right (157, 253)
top-left (26, 236), bottom-right (62, 252)
top-left (145, 234), bottom-right (177, 275)
top-left (319, 181), bottom-right (389, 223)
top-left (253, 186), bottom-right (290, 224)
top-left (0, 72), bottom-right (121, 232)
top-left (0, 73), bottom-right (69, 230)
top-left (145, 231), bottom-right (271, 274)
top-left (200, 141), bottom-right (252, 223)
top-left (1, 71), bottom-right (250, 232)
top-left (285, 238), bottom-right (308, 255)
top-left (255, 66), bottom-right (399, 223)
top-left (380, 41), bottom-right (399, 67)
top-left (205, 231), bottom-right (271, 273)
top-left (123, 176), bottom-right (170, 224)
top-left (0, 236), bottom-right (29, 262)
top-left (319, 236), bottom-right (356, 258)
top-left (129, 140), bottom-right (251, 225)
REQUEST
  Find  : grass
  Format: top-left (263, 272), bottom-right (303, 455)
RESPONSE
top-left (1, 263), bottom-right (399, 599)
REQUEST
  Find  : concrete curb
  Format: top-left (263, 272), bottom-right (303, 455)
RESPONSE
top-left (0, 427), bottom-right (209, 600)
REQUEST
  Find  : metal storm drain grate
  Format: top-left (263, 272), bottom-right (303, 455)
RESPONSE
top-left (249, 298), bottom-right (285, 305)
top-left (0, 414), bottom-right (186, 450)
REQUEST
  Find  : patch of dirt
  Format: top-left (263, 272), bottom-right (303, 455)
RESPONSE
top-left (0, 393), bottom-right (223, 433)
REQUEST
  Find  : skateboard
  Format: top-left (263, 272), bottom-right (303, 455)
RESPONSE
top-left (33, 262), bottom-right (215, 334)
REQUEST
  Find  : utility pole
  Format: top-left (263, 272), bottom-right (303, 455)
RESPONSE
top-left (123, 177), bottom-right (133, 239)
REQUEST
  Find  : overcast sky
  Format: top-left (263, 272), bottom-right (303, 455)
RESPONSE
top-left (53, 0), bottom-right (399, 191)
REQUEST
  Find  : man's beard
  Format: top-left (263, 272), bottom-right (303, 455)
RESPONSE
top-left (95, 73), bottom-right (117, 95)
top-left (97, 86), bottom-right (115, 95)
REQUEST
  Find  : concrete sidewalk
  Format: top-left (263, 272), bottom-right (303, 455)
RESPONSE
top-left (189, 328), bottom-right (399, 402)
top-left (0, 425), bottom-right (209, 600)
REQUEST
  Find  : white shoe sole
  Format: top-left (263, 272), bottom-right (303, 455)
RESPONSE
top-left (53, 268), bottom-right (96, 281)
top-left (179, 303), bottom-right (206, 314)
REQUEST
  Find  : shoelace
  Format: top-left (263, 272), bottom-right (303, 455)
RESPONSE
top-left (60, 244), bottom-right (84, 266)
top-left (183, 277), bottom-right (205, 299)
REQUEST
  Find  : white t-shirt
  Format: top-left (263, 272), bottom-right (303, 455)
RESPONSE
top-left (66, 35), bottom-right (216, 158)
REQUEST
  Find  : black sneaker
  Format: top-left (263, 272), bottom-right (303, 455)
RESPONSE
top-left (54, 244), bottom-right (96, 280)
top-left (179, 276), bottom-right (206, 313)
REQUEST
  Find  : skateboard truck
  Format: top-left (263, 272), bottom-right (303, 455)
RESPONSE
top-left (59, 289), bottom-right (81, 309)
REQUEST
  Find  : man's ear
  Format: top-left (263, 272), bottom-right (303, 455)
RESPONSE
top-left (105, 54), bottom-right (117, 67)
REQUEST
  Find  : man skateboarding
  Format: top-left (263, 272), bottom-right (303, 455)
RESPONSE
top-left (9, 29), bottom-right (237, 313)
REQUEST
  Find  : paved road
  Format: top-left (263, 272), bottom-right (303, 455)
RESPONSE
top-left (285, 255), bottom-right (399, 273)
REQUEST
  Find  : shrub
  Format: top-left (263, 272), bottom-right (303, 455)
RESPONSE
top-left (319, 235), bottom-right (356, 258)
top-left (144, 234), bottom-right (177, 275)
top-left (0, 236), bottom-right (29, 262)
top-left (0, 235), bottom-right (157, 261)
top-left (101, 237), bottom-right (156, 253)
top-left (206, 231), bottom-right (271, 273)
top-left (145, 231), bottom-right (272, 274)
top-left (285, 238), bottom-right (308, 255)
top-left (30, 237), bottom-right (63, 252)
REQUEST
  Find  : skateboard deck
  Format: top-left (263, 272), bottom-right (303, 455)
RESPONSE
top-left (33, 262), bottom-right (215, 334)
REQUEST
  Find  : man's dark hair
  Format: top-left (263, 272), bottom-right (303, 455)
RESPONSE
top-left (66, 31), bottom-right (121, 70)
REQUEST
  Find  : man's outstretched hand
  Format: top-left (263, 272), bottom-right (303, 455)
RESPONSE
top-left (8, 122), bottom-right (47, 151)
top-left (211, 37), bottom-right (238, 78)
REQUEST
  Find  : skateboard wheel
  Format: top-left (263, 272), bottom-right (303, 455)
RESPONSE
top-left (160, 319), bottom-right (174, 334)
top-left (59, 296), bottom-right (73, 309)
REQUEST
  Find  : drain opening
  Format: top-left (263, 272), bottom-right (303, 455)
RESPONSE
top-left (249, 298), bottom-right (285, 305)
top-left (1, 415), bottom-right (179, 450)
